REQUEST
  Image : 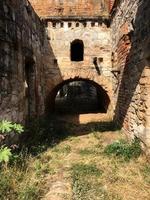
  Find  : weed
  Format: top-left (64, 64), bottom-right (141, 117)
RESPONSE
top-left (18, 183), bottom-right (41, 200)
top-left (0, 120), bottom-right (24, 164)
top-left (71, 163), bottom-right (105, 200)
top-left (34, 160), bottom-right (54, 177)
top-left (141, 164), bottom-right (150, 183)
top-left (52, 145), bottom-right (71, 154)
top-left (0, 146), bottom-right (12, 163)
top-left (71, 163), bottom-right (103, 178)
top-left (0, 170), bottom-right (17, 200)
top-left (73, 179), bottom-right (109, 200)
top-left (71, 163), bottom-right (115, 200)
top-left (104, 138), bottom-right (142, 161)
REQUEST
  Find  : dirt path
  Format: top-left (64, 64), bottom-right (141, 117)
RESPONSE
top-left (55, 113), bottom-right (112, 124)
top-left (40, 124), bottom-right (150, 200)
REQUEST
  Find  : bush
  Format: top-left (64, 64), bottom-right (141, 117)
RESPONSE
top-left (104, 138), bottom-right (142, 161)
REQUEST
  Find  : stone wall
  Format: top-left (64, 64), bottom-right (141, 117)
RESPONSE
top-left (43, 19), bottom-right (113, 114)
top-left (0, 0), bottom-right (45, 123)
top-left (111, 0), bottom-right (150, 155)
top-left (29, 0), bottom-right (109, 18)
top-left (0, 0), bottom-right (113, 123)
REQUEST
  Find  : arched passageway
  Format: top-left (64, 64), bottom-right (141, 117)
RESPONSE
top-left (46, 78), bottom-right (110, 115)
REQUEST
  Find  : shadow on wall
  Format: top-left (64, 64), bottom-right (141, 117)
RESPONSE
top-left (113, 0), bottom-right (150, 130)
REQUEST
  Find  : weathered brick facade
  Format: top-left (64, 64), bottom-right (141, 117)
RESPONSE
top-left (0, 0), bottom-right (113, 122)
top-left (0, 0), bottom-right (150, 154)
top-left (111, 0), bottom-right (150, 155)
top-left (29, 0), bottom-right (109, 18)
top-left (28, 0), bottom-right (114, 115)
top-left (44, 19), bottom-right (113, 113)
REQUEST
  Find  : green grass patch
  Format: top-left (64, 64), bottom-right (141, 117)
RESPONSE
top-left (72, 179), bottom-right (109, 200)
top-left (71, 163), bottom-right (103, 177)
top-left (104, 138), bottom-right (142, 161)
top-left (71, 163), bottom-right (122, 200)
top-left (71, 163), bottom-right (105, 200)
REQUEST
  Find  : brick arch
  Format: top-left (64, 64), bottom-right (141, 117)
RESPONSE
top-left (45, 73), bottom-right (113, 114)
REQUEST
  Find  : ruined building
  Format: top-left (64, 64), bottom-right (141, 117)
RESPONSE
top-left (0, 0), bottom-right (150, 155)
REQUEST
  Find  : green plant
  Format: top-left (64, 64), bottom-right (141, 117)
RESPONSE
top-left (0, 120), bottom-right (24, 164)
top-left (104, 138), bottom-right (142, 161)
top-left (0, 146), bottom-right (12, 163)
top-left (0, 120), bottom-right (24, 134)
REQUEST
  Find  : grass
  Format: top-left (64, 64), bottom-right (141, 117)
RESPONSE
top-left (0, 119), bottom-right (149, 200)
top-left (104, 138), bottom-right (142, 161)
top-left (0, 168), bottom-right (40, 200)
top-left (52, 144), bottom-right (71, 154)
top-left (71, 163), bottom-right (105, 200)
top-left (140, 164), bottom-right (150, 183)
top-left (71, 163), bottom-right (123, 200)
top-left (71, 163), bottom-right (103, 177)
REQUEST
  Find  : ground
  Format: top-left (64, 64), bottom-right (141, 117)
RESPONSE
top-left (0, 117), bottom-right (150, 200)
top-left (40, 124), bottom-right (150, 200)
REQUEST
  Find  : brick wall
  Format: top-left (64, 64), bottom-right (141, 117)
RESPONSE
top-left (111, 0), bottom-right (150, 155)
top-left (29, 0), bottom-right (109, 18)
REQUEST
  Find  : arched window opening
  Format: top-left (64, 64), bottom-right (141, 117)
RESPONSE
top-left (71, 39), bottom-right (84, 62)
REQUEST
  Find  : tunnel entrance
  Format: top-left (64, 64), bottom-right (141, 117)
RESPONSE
top-left (47, 79), bottom-right (110, 115)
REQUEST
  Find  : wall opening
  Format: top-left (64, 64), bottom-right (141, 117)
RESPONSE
top-left (71, 39), bottom-right (84, 61)
top-left (47, 79), bottom-right (110, 115)
top-left (25, 58), bottom-right (36, 119)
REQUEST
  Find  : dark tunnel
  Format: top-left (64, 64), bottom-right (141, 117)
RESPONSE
top-left (46, 79), bottom-right (110, 115)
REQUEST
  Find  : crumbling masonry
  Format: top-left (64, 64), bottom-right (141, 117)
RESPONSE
top-left (0, 0), bottom-right (150, 155)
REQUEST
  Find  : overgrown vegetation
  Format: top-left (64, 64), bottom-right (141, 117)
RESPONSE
top-left (0, 117), bottom-right (72, 200)
top-left (0, 120), bottom-right (46, 200)
top-left (104, 138), bottom-right (142, 161)
top-left (71, 163), bottom-right (106, 200)
top-left (0, 119), bottom-right (149, 200)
